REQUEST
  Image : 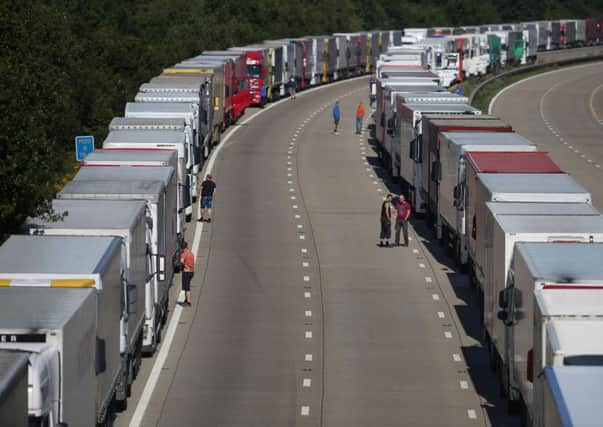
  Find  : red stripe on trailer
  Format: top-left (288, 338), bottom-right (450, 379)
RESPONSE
top-left (465, 151), bottom-right (563, 174)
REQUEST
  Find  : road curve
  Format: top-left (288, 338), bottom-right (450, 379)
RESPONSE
top-left (116, 77), bottom-right (520, 427)
top-left (491, 62), bottom-right (603, 209)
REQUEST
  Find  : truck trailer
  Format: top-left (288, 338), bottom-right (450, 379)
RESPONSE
top-left (0, 235), bottom-right (124, 424)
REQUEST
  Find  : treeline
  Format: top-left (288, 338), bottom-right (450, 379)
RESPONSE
top-left (1, 0), bottom-right (602, 236)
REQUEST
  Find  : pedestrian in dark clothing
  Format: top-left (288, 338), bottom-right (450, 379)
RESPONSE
top-left (289, 77), bottom-right (297, 99)
top-left (394, 195), bottom-right (411, 246)
top-left (198, 174), bottom-right (216, 222)
top-left (379, 194), bottom-right (393, 247)
top-left (332, 101), bottom-right (341, 134)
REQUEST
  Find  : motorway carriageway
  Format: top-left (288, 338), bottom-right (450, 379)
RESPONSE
top-left (116, 76), bottom-right (521, 427)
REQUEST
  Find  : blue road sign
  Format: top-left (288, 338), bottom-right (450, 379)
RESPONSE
top-left (75, 136), bottom-right (94, 161)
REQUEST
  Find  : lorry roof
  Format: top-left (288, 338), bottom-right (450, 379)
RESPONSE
top-left (496, 214), bottom-right (603, 234)
top-left (25, 199), bottom-right (146, 232)
top-left (74, 166), bottom-right (173, 185)
top-left (59, 180), bottom-right (164, 201)
top-left (547, 321), bottom-right (603, 354)
top-left (423, 114), bottom-right (501, 122)
top-left (466, 151), bottom-right (562, 173)
top-left (0, 287), bottom-right (94, 330)
top-left (400, 103), bottom-right (478, 113)
top-left (110, 117), bottom-right (185, 130)
top-left (480, 173), bottom-right (589, 197)
top-left (83, 149), bottom-right (176, 164)
top-left (397, 93), bottom-right (469, 104)
top-left (516, 243), bottom-right (603, 283)
top-left (150, 76), bottom-right (208, 85)
top-left (442, 131), bottom-right (533, 146)
top-left (103, 130), bottom-right (186, 146)
top-left (426, 118), bottom-right (509, 128)
top-left (0, 235), bottom-right (120, 275)
top-left (139, 81), bottom-right (202, 91)
top-left (383, 84), bottom-right (445, 92)
top-left (135, 92), bottom-right (200, 102)
top-left (125, 102), bottom-right (194, 116)
top-left (545, 366), bottom-right (603, 425)
top-left (486, 202), bottom-right (599, 216)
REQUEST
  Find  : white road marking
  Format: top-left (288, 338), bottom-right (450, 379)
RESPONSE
top-left (419, 263), bottom-right (425, 268)
top-left (291, 196), bottom-right (296, 200)
top-left (287, 161), bottom-right (292, 165)
top-left (369, 174), bottom-right (374, 178)
top-left (303, 378), bottom-right (312, 387)
top-left (460, 381), bottom-right (469, 390)
top-left (412, 249), bottom-right (419, 254)
top-left (365, 168), bottom-right (371, 171)
top-left (305, 331), bottom-right (312, 339)
top-left (425, 277), bottom-right (433, 283)
top-left (288, 167), bottom-right (292, 171)
top-left (299, 235), bottom-right (305, 240)
top-left (293, 205), bottom-right (299, 209)
top-left (297, 224), bottom-right (303, 229)
top-left (377, 188), bottom-right (383, 192)
top-left (373, 181), bottom-right (378, 185)
top-left (453, 354), bottom-right (462, 362)
top-left (295, 214), bottom-right (301, 219)
top-left (289, 188), bottom-right (295, 192)
top-left (302, 261), bottom-right (309, 267)
top-left (304, 292), bottom-right (311, 299)
top-left (288, 180), bottom-right (293, 184)
top-left (432, 294), bottom-right (440, 301)
top-left (301, 248), bottom-right (307, 253)
top-left (467, 409), bottom-right (477, 420)
top-left (303, 275), bottom-right (310, 282)
top-left (437, 312), bottom-right (445, 319)
top-left (288, 173), bottom-right (293, 177)
top-left (444, 331), bottom-right (453, 339)
top-left (597, 165), bottom-right (601, 168)
top-left (305, 310), bottom-right (312, 317)
top-left (589, 83), bottom-right (603, 123)
top-left (301, 406), bottom-right (310, 416)
top-left (305, 354), bottom-right (313, 361)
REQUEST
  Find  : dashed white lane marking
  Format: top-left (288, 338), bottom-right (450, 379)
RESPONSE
top-left (369, 174), bottom-right (374, 178)
top-left (305, 310), bottom-right (312, 317)
top-left (597, 164), bottom-right (601, 168)
top-left (419, 263), bottom-right (425, 268)
top-left (460, 381), bottom-right (469, 390)
top-left (365, 168), bottom-right (371, 171)
top-left (295, 214), bottom-right (301, 219)
top-left (303, 275), bottom-right (310, 282)
top-left (432, 294), bottom-right (440, 301)
top-left (377, 188), bottom-right (383, 193)
top-left (301, 248), bottom-right (307, 253)
top-left (301, 406), bottom-right (310, 416)
top-left (425, 277), bottom-right (433, 283)
top-left (297, 224), bottom-right (303, 229)
top-left (304, 292), bottom-right (311, 299)
top-left (290, 196), bottom-right (297, 200)
top-left (453, 354), bottom-right (462, 362)
top-left (289, 188), bottom-right (295, 192)
top-left (288, 180), bottom-right (293, 184)
top-left (467, 409), bottom-right (477, 420)
top-left (305, 331), bottom-right (313, 339)
top-left (287, 167), bottom-right (292, 171)
top-left (444, 331), bottom-right (453, 339)
top-left (287, 173), bottom-right (293, 177)
top-left (303, 378), bottom-right (312, 387)
top-left (299, 235), bottom-right (305, 240)
top-left (372, 181), bottom-right (378, 185)
top-left (412, 249), bottom-right (419, 254)
top-left (302, 261), bottom-right (309, 267)
top-left (437, 312), bottom-right (445, 319)
top-left (305, 354), bottom-right (313, 361)
top-left (287, 161), bottom-right (292, 165)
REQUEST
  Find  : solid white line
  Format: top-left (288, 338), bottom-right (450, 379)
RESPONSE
top-left (130, 74), bottom-right (370, 427)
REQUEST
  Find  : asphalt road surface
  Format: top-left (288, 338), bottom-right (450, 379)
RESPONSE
top-left (116, 77), bottom-right (520, 427)
top-left (491, 61), bottom-right (603, 210)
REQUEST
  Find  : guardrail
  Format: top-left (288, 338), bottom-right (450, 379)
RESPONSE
top-left (469, 45), bottom-right (603, 105)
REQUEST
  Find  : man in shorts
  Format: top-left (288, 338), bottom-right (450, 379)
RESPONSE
top-left (332, 101), bottom-right (341, 134)
top-left (198, 174), bottom-right (216, 222)
top-left (179, 241), bottom-right (194, 306)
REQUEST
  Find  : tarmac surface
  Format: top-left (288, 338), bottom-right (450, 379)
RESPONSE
top-left (115, 76), bottom-right (526, 427)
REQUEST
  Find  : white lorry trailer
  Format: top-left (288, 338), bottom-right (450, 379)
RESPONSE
top-left (395, 99), bottom-right (479, 215)
top-left (24, 199), bottom-right (154, 397)
top-left (0, 351), bottom-right (28, 427)
top-left (58, 175), bottom-right (177, 354)
top-left (0, 235), bottom-right (123, 425)
top-left (483, 214), bottom-right (603, 394)
top-left (539, 366), bottom-right (603, 427)
top-left (101, 130), bottom-right (192, 223)
top-left (437, 132), bottom-right (537, 261)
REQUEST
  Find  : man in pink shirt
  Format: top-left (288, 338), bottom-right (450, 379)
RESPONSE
top-left (394, 195), bottom-right (411, 247)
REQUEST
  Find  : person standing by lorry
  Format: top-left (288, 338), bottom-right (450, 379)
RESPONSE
top-left (179, 241), bottom-right (194, 307)
top-left (379, 194), bottom-right (393, 247)
top-left (394, 195), bottom-right (411, 246)
top-left (332, 101), bottom-right (341, 134)
top-left (198, 174), bottom-right (216, 222)
top-left (289, 77), bottom-right (297, 99)
top-left (356, 101), bottom-right (365, 134)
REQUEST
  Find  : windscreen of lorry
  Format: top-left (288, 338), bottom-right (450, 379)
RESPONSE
top-left (247, 65), bottom-right (261, 78)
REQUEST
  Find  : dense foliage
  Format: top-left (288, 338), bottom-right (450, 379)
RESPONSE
top-left (1, 0), bottom-right (602, 236)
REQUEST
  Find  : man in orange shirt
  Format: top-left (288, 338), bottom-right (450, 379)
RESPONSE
top-left (179, 241), bottom-right (195, 306)
top-left (355, 101), bottom-right (365, 135)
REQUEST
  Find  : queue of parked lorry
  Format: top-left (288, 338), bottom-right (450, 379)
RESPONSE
top-left (0, 17), bottom-right (602, 427)
top-left (372, 23), bottom-right (603, 427)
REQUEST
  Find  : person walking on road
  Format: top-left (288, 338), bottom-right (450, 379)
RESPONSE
top-left (332, 101), bottom-right (341, 134)
top-left (356, 101), bottom-right (365, 134)
top-left (394, 195), bottom-right (411, 247)
top-left (198, 174), bottom-right (216, 222)
top-left (379, 194), bottom-right (393, 247)
top-left (179, 241), bottom-right (194, 306)
top-left (289, 77), bottom-right (297, 99)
